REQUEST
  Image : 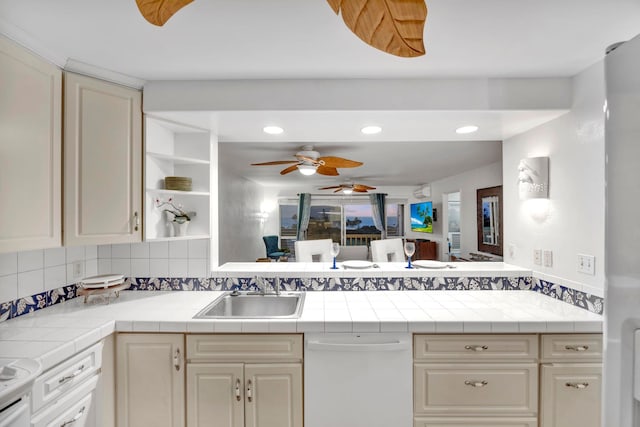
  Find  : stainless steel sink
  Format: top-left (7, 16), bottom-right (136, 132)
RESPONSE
top-left (194, 291), bottom-right (305, 319)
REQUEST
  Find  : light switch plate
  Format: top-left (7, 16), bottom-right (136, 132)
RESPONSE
top-left (543, 250), bottom-right (553, 267)
top-left (534, 249), bottom-right (542, 265)
top-left (577, 254), bottom-right (595, 275)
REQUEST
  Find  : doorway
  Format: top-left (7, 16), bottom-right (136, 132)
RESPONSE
top-left (442, 191), bottom-right (461, 259)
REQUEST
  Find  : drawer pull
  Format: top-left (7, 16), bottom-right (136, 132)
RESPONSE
top-left (565, 345), bottom-right (589, 352)
top-left (174, 348), bottom-right (181, 371)
top-left (235, 378), bottom-right (241, 401)
top-left (134, 211), bottom-right (140, 231)
top-left (246, 379), bottom-right (253, 402)
top-left (565, 382), bottom-right (589, 389)
top-left (58, 365), bottom-right (85, 384)
top-left (464, 345), bottom-right (489, 352)
top-left (464, 380), bottom-right (488, 388)
top-left (59, 405), bottom-right (85, 426)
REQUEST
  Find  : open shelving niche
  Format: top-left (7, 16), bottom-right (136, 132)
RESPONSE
top-left (144, 115), bottom-right (212, 241)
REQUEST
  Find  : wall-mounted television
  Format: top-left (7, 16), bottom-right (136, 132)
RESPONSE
top-left (410, 201), bottom-right (433, 233)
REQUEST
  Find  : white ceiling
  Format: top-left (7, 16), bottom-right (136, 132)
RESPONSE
top-left (1, 0), bottom-right (638, 80)
top-left (2, 0), bottom-right (638, 187)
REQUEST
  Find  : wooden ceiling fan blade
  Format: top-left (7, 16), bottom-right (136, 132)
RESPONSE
top-left (280, 165), bottom-right (299, 175)
top-left (318, 185), bottom-right (343, 190)
top-left (353, 188), bottom-right (368, 193)
top-left (327, 0), bottom-right (427, 58)
top-left (354, 184), bottom-right (376, 190)
top-left (295, 154), bottom-right (319, 164)
top-left (251, 160), bottom-right (298, 166)
top-left (136, 0), bottom-right (193, 26)
top-left (317, 165), bottom-right (340, 176)
top-left (319, 156), bottom-right (363, 168)
top-left (334, 188), bottom-right (343, 193)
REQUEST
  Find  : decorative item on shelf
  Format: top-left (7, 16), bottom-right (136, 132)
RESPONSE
top-left (155, 197), bottom-right (195, 237)
top-left (164, 176), bottom-right (192, 191)
top-left (518, 157), bottom-right (549, 200)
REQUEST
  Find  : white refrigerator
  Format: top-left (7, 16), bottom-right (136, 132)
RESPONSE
top-left (604, 32), bottom-right (640, 427)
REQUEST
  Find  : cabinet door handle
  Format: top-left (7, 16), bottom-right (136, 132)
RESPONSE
top-left (134, 211), bottom-right (140, 231)
top-left (565, 345), bottom-right (589, 352)
top-left (59, 405), bottom-right (85, 426)
top-left (235, 378), bottom-right (241, 401)
top-left (173, 348), bottom-right (181, 371)
top-left (464, 345), bottom-right (488, 352)
top-left (565, 382), bottom-right (589, 389)
top-left (464, 380), bottom-right (488, 388)
top-left (58, 365), bottom-right (85, 384)
top-left (246, 379), bottom-right (253, 402)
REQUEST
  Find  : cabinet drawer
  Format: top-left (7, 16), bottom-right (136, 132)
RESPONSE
top-left (187, 334), bottom-right (302, 362)
top-left (541, 334), bottom-right (602, 362)
top-left (31, 373), bottom-right (98, 427)
top-left (414, 363), bottom-right (538, 416)
top-left (32, 341), bottom-right (103, 413)
top-left (414, 335), bottom-right (538, 362)
top-left (414, 417), bottom-right (537, 427)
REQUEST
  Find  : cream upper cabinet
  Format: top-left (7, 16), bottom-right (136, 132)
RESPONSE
top-left (64, 72), bottom-right (142, 246)
top-left (116, 333), bottom-right (185, 427)
top-left (0, 36), bottom-right (62, 253)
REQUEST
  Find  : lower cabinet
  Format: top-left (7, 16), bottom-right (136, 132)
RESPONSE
top-left (116, 334), bottom-right (185, 427)
top-left (186, 334), bottom-right (303, 427)
top-left (539, 334), bottom-right (603, 427)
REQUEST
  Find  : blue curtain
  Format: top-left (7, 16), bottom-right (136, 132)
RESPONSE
top-left (296, 193), bottom-right (312, 240)
top-left (369, 193), bottom-right (387, 239)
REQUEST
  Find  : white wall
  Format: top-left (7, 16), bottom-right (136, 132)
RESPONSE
top-left (502, 61), bottom-right (605, 296)
top-left (217, 154), bottom-right (266, 265)
top-left (405, 162), bottom-right (503, 260)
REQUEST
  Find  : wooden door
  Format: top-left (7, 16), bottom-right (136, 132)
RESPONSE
top-left (116, 334), bottom-right (185, 427)
top-left (187, 363), bottom-right (244, 427)
top-left (64, 72), bottom-right (141, 246)
top-left (244, 363), bottom-right (302, 427)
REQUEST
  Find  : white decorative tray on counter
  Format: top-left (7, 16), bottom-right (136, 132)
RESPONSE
top-left (78, 274), bottom-right (128, 303)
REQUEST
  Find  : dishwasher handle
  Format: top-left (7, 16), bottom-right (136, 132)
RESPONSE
top-left (306, 339), bottom-right (409, 352)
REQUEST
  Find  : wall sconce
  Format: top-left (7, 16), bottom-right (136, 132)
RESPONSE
top-left (518, 157), bottom-right (549, 200)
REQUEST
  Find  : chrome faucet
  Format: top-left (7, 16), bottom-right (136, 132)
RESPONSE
top-left (253, 276), bottom-right (280, 295)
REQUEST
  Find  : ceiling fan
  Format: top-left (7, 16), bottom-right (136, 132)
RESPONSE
top-left (135, 0), bottom-right (427, 58)
top-left (251, 145), bottom-right (363, 176)
top-left (319, 183), bottom-right (377, 194)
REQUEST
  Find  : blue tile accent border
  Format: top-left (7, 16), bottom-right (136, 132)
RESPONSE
top-left (0, 275), bottom-right (603, 322)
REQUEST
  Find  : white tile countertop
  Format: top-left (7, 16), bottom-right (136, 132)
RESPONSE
top-left (214, 261), bottom-right (531, 277)
top-left (0, 290), bottom-right (601, 372)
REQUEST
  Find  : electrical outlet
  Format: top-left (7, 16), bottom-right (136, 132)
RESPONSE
top-left (534, 249), bottom-right (542, 265)
top-left (72, 261), bottom-right (84, 279)
top-left (577, 254), bottom-right (595, 275)
top-left (543, 250), bottom-right (553, 267)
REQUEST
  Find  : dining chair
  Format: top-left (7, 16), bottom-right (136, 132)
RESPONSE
top-left (294, 239), bottom-right (333, 262)
top-left (370, 238), bottom-right (405, 262)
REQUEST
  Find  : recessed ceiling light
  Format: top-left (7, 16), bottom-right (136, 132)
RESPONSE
top-left (263, 125), bottom-right (284, 135)
top-left (361, 125), bottom-right (382, 135)
top-left (455, 125), bottom-right (479, 134)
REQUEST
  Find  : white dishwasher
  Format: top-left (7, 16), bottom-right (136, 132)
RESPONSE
top-left (304, 333), bottom-right (412, 427)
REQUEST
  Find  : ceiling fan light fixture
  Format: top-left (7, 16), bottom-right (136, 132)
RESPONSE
top-left (455, 125), bottom-right (479, 134)
top-left (298, 164), bottom-right (317, 176)
top-left (361, 125), bottom-right (382, 135)
top-left (263, 125), bottom-right (284, 135)
top-left (342, 188), bottom-right (354, 194)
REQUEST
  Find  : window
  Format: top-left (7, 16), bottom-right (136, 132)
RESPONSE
top-left (279, 200), bottom-right (404, 251)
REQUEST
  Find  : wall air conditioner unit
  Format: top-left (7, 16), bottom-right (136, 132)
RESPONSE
top-left (413, 184), bottom-right (431, 199)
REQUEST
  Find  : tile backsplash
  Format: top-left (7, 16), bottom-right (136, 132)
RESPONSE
top-left (98, 239), bottom-right (210, 278)
top-left (0, 246), bottom-right (98, 303)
